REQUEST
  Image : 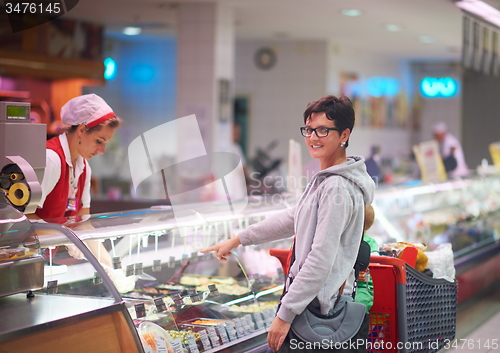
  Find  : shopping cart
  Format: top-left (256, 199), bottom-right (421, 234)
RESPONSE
top-left (368, 255), bottom-right (457, 353)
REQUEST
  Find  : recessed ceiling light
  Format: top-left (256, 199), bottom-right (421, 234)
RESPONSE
top-left (384, 24), bottom-right (402, 32)
top-left (418, 35), bottom-right (436, 44)
top-left (340, 9), bottom-right (362, 17)
top-left (123, 27), bottom-right (142, 36)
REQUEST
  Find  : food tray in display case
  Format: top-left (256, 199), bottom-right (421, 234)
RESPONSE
top-left (0, 199), bottom-right (43, 297)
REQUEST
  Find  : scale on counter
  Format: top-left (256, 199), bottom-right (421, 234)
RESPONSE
top-left (0, 101), bottom-right (45, 214)
top-left (0, 101), bottom-right (46, 298)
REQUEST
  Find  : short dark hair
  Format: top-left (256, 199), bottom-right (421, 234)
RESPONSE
top-left (303, 95), bottom-right (355, 147)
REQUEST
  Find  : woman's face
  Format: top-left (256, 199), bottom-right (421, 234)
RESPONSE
top-left (78, 124), bottom-right (116, 160)
top-left (304, 112), bottom-right (348, 168)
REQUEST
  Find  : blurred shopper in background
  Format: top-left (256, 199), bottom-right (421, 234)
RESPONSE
top-left (433, 122), bottom-right (469, 178)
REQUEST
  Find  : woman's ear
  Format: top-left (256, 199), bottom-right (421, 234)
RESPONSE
top-left (341, 128), bottom-right (351, 143)
top-left (77, 124), bottom-right (86, 138)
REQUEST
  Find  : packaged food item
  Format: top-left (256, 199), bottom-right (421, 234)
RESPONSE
top-left (138, 321), bottom-right (174, 353)
top-left (379, 242), bottom-right (429, 272)
top-left (0, 247), bottom-right (27, 261)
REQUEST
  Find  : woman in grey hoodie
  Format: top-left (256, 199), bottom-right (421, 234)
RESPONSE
top-left (202, 95), bottom-right (375, 352)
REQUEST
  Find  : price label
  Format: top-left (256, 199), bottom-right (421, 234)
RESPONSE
top-left (155, 334), bottom-right (169, 353)
top-left (198, 330), bottom-right (212, 351)
top-left (244, 314), bottom-right (255, 333)
top-left (126, 264), bottom-right (135, 277)
top-left (93, 271), bottom-right (103, 285)
top-left (207, 327), bottom-right (221, 347)
top-left (134, 262), bottom-right (143, 275)
top-left (171, 293), bottom-right (184, 307)
top-left (134, 303), bottom-right (146, 318)
top-left (225, 321), bottom-right (237, 341)
top-left (253, 312), bottom-right (265, 330)
top-left (154, 297), bottom-right (167, 313)
top-left (152, 259), bottom-right (162, 272)
top-left (185, 334), bottom-right (199, 353)
top-left (170, 338), bottom-right (184, 353)
top-left (190, 251), bottom-right (198, 263)
top-left (46, 280), bottom-right (58, 294)
top-left (112, 256), bottom-right (122, 269)
top-left (216, 323), bottom-right (229, 344)
top-left (208, 284), bottom-right (219, 297)
top-left (187, 288), bottom-right (200, 302)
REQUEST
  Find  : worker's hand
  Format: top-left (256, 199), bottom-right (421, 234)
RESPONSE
top-left (200, 236), bottom-right (241, 261)
top-left (267, 316), bottom-right (291, 352)
top-left (66, 244), bottom-right (85, 260)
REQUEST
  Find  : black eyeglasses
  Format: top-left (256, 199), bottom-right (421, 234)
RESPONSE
top-left (300, 126), bottom-right (340, 138)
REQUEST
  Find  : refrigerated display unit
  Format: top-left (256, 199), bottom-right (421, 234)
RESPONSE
top-left (2, 174), bottom-right (500, 352)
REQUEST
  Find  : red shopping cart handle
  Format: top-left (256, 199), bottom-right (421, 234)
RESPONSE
top-left (369, 255), bottom-right (407, 284)
top-left (269, 249), bottom-right (291, 275)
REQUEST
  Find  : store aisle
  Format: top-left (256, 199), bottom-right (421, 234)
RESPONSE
top-left (440, 281), bottom-right (500, 353)
top-left (445, 310), bottom-right (500, 352)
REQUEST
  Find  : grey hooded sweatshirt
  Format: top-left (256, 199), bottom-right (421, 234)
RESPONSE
top-left (238, 156), bottom-right (375, 324)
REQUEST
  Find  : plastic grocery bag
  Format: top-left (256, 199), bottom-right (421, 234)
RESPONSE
top-left (425, 243), bottom-right (455, 282)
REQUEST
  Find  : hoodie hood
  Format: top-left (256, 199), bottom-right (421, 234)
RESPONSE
top-left (310, 155), bottom-right (375, 206)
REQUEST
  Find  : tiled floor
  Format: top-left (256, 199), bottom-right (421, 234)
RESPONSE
top-left (440, 281), bottom-right (500, 353)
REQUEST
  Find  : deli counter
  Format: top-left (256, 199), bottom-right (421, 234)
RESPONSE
top-left (1, 175), bottom-right (500, 352)
top-left (1, 196), bottom-right (293, 353)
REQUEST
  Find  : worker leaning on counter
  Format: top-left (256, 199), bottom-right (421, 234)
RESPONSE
top-left (27, 94), bottom-right (121, 270)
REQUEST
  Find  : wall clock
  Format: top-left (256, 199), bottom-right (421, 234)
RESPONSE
top-left (254, 47), bottom-right (277, 70)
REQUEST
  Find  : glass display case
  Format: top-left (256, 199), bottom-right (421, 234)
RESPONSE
top-left (0, 201), bottom-right (144, 353)
top-left (5, 174), bottom-right (500, 352)
top-left (370, 175), bottom-right (500, 260)
top-left (33, 196), bottom-right (295, 353)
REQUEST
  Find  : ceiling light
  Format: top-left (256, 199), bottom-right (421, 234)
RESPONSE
top-left (340, 9), bottom-right (362, 17)
top-left (454, 0), bottom-right (500, 27)
top-left (418, 35), bottom-right (436, 44)
top-left (123, 27), bottom-right (142, 36)
top-left (384, 24), bottom-right (402, 32)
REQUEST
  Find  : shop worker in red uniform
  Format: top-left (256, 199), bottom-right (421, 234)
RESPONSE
top-left (29, 94), bottom-right (121, 269)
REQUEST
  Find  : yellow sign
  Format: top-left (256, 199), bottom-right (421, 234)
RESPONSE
top-left (413, 140), bottom-right (447, 183)
top-left (489, 142), bottom-right (500, 172)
